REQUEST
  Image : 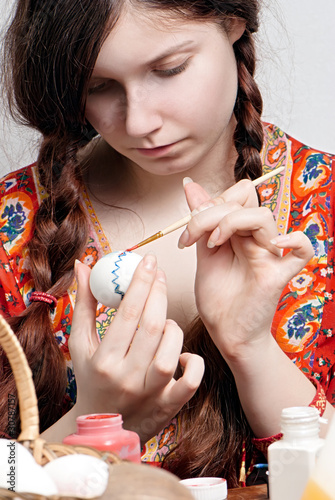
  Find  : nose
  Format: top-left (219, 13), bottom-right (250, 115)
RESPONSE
top-left (125, 84), bottom-right (163, 138)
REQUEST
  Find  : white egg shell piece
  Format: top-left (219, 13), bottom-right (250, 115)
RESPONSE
top-left (89, 251), bottom-right (143, 308)
top-left (0, 439), bottom-right (58, 496)
top-left (44, 454), bottom-right (109, 498)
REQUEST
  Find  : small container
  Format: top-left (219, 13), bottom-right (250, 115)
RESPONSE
top-left (63, 413), bottom-right (141, 463)
top-left (179, 477), bottom-right (227, 500)
top-left (268, 406), bottom-right (325, 500)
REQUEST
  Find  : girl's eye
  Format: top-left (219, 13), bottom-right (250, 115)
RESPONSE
top-left (87, 81), bottom-right (111, 95)
top-left (155, 59), bottom-right (190, 77)
top-left (88, 59), bottom-right (190, 95)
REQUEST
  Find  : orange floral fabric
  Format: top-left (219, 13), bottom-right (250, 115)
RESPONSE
top-left (0, 123), bottom-right (334, 468)
top-left (259, 124), bottom-right (335, 400)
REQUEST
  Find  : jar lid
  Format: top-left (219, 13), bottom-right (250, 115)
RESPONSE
top-left (179, 477), bottom-right (227, 500)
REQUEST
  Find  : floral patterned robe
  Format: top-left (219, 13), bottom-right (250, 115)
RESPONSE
top-left (0, 123), bottom-right (334, 467)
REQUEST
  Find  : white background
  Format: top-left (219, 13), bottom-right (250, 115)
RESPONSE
top-left (0, 0), bottom-right (334, 177)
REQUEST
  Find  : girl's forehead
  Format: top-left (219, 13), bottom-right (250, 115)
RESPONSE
top-left (121, 1), bottom-right (191, 21)
top-left (114, 0), bottom-right (225, 35)
top-left (95, 8), bottom-right (220, 70)
top-left (116, 2), bottom-right (202, 31)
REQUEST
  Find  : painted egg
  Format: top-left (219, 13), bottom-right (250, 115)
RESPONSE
top-left (89, 251), bottom-right (143, 308)
top-left (44, 454), bottom-right (109, 498)
top-left (0, 439), bottom-right (58, 496)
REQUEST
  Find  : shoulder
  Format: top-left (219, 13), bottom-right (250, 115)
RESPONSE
top-left (0, 164), bottom-right (49, 315)
top-left (0, 163), bottom-right (47, 256)
top-left (260, 123), bottom-right (334, 215)
top-left (262, 122), bottom-right (334, 185)
top-left (262, 124), bottom-right (334, 262)
top-left (0, 163), bottom-right (46, 201)
top-left (262, 122), bottom-right (335, 158)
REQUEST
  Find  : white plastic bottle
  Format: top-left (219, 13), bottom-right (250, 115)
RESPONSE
top-left (301, 413), bottom-right (335, 499)
top-left (268, 406), bottom-right (324, 500)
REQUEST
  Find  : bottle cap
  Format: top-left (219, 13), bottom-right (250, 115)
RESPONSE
top-left (179, 477), bottom-right (227, 500)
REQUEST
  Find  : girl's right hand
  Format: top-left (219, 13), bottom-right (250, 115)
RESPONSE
top-left (68, 255), bottom-right (204, 444)
top-left (180, 179), bottom-right (314, 361)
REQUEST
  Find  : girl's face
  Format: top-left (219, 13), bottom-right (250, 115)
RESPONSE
top-left (85, 8), bottom-right (245, 176)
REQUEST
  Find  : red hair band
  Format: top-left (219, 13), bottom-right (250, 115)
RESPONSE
top-left (30, 291), bottom-right (58, 308)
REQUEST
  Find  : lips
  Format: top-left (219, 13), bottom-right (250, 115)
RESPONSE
top-left (135, 141), bottom-right (180, 158)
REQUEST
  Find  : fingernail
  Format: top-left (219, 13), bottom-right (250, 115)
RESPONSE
top-left (191, 201), bottom-right (215, 216)
top-left (157, 268), bottom-right (166, 283)
top-left (143, 253), bottom-right (156, 270)
top-left (183, 177), bottom-right (193, 187)
top-left (178, 228), bottom-right (189, 249)
top-left (270, 234), bottom-right (291, 245)
top-left (207, 227), bottom-right (220, 249)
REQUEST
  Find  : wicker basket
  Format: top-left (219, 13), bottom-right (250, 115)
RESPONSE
top-left (0, 315), bottom-right (194, 500)
top-left (0, 314), bottom-right (122, 500)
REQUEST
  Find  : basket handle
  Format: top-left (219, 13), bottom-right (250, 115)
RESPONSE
top-left (0, 315), bottom-right (39, 441)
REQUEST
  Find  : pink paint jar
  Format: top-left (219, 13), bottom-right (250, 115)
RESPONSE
top-left (63, 413), bottom-right (141, 463)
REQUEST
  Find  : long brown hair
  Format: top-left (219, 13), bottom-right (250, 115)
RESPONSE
top-left (1, 0), bottom-right (263, 484)
top-left (1, 0), bottom-right (121, 435)
top-left (164, 319), bottom-right (254, 488)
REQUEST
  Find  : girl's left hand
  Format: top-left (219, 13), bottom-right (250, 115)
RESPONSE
top-left (179, 179), bottom-right (314, 361)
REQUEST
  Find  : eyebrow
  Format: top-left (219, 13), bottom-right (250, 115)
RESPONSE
top-left (148, 40), bottom-right (195, 65)
top-left (90, 40), bottom-right (196, 81)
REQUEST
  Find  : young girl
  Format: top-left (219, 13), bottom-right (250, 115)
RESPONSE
top-left (0, 0), bottom-right (334, 487)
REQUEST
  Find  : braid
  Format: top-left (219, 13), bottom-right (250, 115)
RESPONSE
top-left (1, 0), bottom-right (113, 438)
top-left (233, 29), bottom-right (264, 182)
top-left (1, 134), bottom-right (90, 436)
top-left (32, 135), bottom-right (89, 289)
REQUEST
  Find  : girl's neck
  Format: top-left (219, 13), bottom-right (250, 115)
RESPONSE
top-left (82, 134), bottom-right (237, 208)
top-left (78, 130), bottom-right (237, 330)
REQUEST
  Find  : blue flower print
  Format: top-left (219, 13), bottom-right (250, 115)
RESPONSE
top-left (0, 203), bottom-right (27, 242)
top-left (286, 303), bottom-right (315, 341)
top-left (302, 154), bottom-right (327, 185)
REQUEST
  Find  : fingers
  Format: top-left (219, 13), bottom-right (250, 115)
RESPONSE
top-left (126, 268), bottom-right (168, 367)
top-left (210, 179), bottom-right (259, 209)
top-left (69, 260), bottom-right (100, 361)
top-left (168, 352), bottom-right (205, 408)
top-left (102, 253), bottom-right (160, 357)
top-left (184, 178), bottom-right (259, 214)
top-left (179, 202), bottom-right (242, 248)
top-left (180, 179), bottom-right (261, 250)
top-left (145, 319), bottom-right (185, 393)
top-left (272, 232), bottom-right (315, 279)
top-left (179, 203), bottom-right (280, 256)
top-left (206, 206), bottom-right (280, 253)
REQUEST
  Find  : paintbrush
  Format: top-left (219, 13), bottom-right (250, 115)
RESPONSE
top-left (126, 166), bottom-right (285, 252)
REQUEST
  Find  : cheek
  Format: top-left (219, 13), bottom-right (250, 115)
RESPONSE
top-left (85, 96), bottom-right (126, 134)
top-left (201, 58), bottom-right (238, 125)
top-left (207, 72), bottom-right (237, 127)
top-left (168, 56), bottom-right (238, 130)
top-left (172, 76), bottom-right (237, 136)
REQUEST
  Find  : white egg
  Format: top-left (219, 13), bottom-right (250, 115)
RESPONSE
top-left (44, 454), bottom-right (109, 498)
top-left (0, 439), bottom-right (58, 496)
top-left (89, 251), bottom-right (143, 308)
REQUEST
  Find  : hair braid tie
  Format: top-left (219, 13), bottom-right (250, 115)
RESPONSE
top-left (30, 291), bottom-right (58, 308)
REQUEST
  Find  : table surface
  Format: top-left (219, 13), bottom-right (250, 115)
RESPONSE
top-left (228, 484), bottom-right (268, 499)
